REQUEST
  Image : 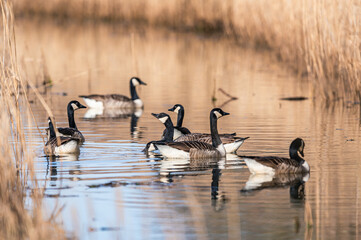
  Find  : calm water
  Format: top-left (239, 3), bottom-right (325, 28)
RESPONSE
top-left (16, 19), bottom-right (361, 239)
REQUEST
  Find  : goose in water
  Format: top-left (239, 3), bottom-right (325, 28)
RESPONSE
top-left (46, 100), bottom-right (86, 142)
top-left (158, 104), bottom-right (248, 153)
top-left (242, 138), bottom-right (310, 174)
top-left (79, 77), bottom-right (146, 109)
top-left (162, 104), bottom-right (191, 139)
top-left (175, 133), bottom-right (249, 153)
top-left (142, 112), bottom-right (175, 153)
top-left (44, 117), bottom-right (81, 155)
top-left (153, 108), bottom-right (229, 159)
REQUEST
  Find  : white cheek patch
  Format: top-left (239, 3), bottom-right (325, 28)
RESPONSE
top-left (132, 78), bottom-right (139, 86)
top-left (158, 116), bottom-right (169, 124)
top-left (214, 111), bottom-right (222, 119)
top-left (174, 106), bottom-right (181, 113)
top-left (71, 103), bottom-right (78, 110)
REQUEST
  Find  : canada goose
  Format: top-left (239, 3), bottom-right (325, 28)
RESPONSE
top-left (79, 77), bottom-right (147, 109)
top-left (153, 108), bottom-right (229, 159)
top-left (175, 133), bottom-right (249, 153)
top-left (44, 117), bottom-right (81, 155)
top-left (46, 100), bottom-right (86, 142)
top-left (142, 112), bottom-right (175, 153)
top-left (159, 104), bottom-right (248, 152)
top-left (242, 138), bottom-right (310, 174)
top-left (162, 104), bottom-right (191, 139)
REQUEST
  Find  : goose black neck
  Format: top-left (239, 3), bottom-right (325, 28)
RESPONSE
top-left (130, 82), bottom-right (139, 100)
top-left (289, 149), bottom-right (304, 163)
top-left (210, 114), bottom-right (222, 148)
top-left (176, 108), bottom-right (184, 127)
top-left (67, 104), bottom-right (77, 129)
top-left (48, 120), bottom-right (56, 139)
top-left (163, 118), bottom-right (174, 142)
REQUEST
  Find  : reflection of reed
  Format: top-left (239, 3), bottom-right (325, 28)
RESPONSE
top-left (304, 200), bottom-right (313, 240)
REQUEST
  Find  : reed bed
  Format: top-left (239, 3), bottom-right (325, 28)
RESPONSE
top-left (13, 0), bottom-right (361, 101)
top-left (0, 1), bottom-right (65, 239)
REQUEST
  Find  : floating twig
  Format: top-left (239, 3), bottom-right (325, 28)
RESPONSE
top-left (218, 88), bottom-right (238, 100)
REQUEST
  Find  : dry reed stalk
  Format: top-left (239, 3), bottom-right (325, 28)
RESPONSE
top-left (12, 0), bottom-right (361, 102)
top-left (0, 1), bottom-right (66, 239)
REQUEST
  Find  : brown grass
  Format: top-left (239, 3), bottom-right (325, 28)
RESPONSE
top-left (0, 1), bottom-right (65, 239)
top-left (12, 0), bottom-right (361, 101)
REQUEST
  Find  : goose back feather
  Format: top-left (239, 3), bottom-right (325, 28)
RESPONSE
top-left (44, 117), bottom-right (80, 155)
top-left (156, 141), bottom-right (222, 159)
top-left (175, 133), bottom-right (249, 153)
top-left (154, 108), bottom-right (229, 159)
top-left (80, 77), bottom-right (146, 109)
top-left (242, 138), bottom-right (309, 174)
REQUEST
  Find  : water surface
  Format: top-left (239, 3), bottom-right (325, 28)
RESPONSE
top-left (16, 19), bottom-right (361, 239)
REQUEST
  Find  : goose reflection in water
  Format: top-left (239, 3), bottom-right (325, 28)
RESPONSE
top-left (83, 108), bottom-right (143, 139)
top-left (156, 157), bottom-right (228, 211)
top-left (157, 157), bottom-right (224, 181)
top-left (241, 172), bottom-right (309, 200)
top-left (46, 153), bottom-right (80, 187)
top-left (211, 168), bottom-right (228, 211)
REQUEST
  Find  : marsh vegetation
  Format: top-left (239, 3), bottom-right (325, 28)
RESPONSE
top-left (13, 0), bottom-right (361, 101)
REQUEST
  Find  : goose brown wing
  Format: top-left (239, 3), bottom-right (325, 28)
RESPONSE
top-left (163, 141), bottom-right (215, 152)
top-left (79, 94), bottom-right (130, 102)
top-left (175, 133), bottom-right (248, 144)
top-left (174, 133), bottom-right (209, 142)
top-left (58, 128), bottom-right (85, 141)
top-left (109, 94), bottom-right (131, 101)
top-left (219, 136), bottom-right (249, 144)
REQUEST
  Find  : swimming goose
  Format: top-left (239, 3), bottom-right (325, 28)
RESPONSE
top-left (142, 112), bottom-right (175, 153)
top-left (79, 77), bottom-right (146, 109)
top-left (161, 104), bottom-right (248, 152)
top-left (175, 133), bottom-right (249, 153)
top-left (162, 104), bottom-right (191, 139)
top-left (154, 108), bottom-right (229, 159)
top-left (44, 117), bottom-right (81, 155)
top-left (47, 100), bottom-right (86, 142)
top-left (242, 138), bottom-right (310, 174)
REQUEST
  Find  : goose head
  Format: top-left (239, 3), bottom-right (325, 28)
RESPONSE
top-left (131, 77), bottom-right (147, 87)
top-left (289, 138), bottom-right (305, 160)
top-left (69, 100), bottom-right (87, 111)
top-left (151, 112), bottom-right (170, 124)
top-left (168, 104), bottom-right (184, 114)
top-left (211, 108), bottom-right (230, 119)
